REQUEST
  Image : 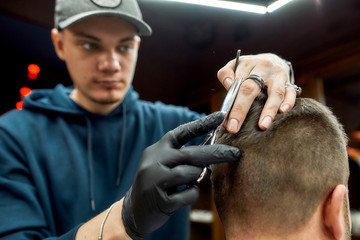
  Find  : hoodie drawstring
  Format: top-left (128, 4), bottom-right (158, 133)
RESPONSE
top-left (85, 117), bottom-right (96, 211)
top-left (84, 103), bottom-right (126, 211)
top-left (116, 103), bottom-right (126, 187)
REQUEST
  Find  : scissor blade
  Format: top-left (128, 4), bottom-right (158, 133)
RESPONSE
top-left (221, 75), bottom-right (243, 126)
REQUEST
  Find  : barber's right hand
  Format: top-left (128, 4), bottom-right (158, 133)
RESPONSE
top-left (121, 112), bottom-right (241, 240)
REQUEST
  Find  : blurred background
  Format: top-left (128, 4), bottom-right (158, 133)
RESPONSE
top-left (1, 0), bottom-right (360, 239)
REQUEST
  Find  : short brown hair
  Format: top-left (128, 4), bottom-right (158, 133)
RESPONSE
top-left (211, 94), bottom-right (349, 236)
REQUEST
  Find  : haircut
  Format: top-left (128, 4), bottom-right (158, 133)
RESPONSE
top-left (211, 93), bottom-right (349, 236)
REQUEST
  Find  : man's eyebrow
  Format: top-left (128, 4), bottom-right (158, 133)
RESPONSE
top-left (73, 32), bottom-right (139, 43)
top-left (120, 36), bottom-right (140, 43)
top-left (73, 32), bottom-right (101, 42)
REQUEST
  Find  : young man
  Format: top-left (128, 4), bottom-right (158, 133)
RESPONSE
top-left (0, 0), bottom-right (300, 239)
top-left (212, 94), bottom-right (351, 240)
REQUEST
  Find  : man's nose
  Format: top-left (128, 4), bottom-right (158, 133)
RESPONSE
top-left (98, 50), bottom-right (121, 72)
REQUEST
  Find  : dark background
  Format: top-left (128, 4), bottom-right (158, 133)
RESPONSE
top-left (1, 0), bottom-right (360, 133)
top-left (0, 1), bottom-right (359, 144)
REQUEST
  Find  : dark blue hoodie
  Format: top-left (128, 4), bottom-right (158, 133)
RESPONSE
top-left (0, 84), bottom-right (204, 239)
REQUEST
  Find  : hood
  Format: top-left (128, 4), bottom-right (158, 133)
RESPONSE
top-left (22, 84), bottom-right (139, 116)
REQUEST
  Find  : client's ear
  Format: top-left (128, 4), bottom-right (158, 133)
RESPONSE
top-left (323, 184), bottom-right (349, 240)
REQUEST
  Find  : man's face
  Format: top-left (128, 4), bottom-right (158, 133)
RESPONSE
top-left (52, 16), bottom-right (140, 114)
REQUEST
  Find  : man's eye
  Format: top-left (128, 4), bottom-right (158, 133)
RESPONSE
top-left (118, 45), bottom-right (133, 52)
top-left (83, 43), bottom-right (97, 50)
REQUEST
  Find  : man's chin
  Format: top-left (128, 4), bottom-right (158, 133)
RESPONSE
top-left (95, 97), bottom-right (123, 105)
top-left (95, 89), bottom-right (126, 103)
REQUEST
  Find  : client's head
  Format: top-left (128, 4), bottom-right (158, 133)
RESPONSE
top-left (211, 94), bottom-right (350, 240)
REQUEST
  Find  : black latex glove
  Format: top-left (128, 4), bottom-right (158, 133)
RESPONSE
top-left (121, 112), bottom-right (241, 240)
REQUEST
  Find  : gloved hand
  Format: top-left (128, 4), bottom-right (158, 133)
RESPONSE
top-left (121, 112), bottom-right (241, 240)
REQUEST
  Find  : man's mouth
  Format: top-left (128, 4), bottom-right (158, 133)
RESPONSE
top-left (96, 80), bottom-right (124, 88)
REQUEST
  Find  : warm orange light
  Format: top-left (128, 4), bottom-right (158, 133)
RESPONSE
top-left (27, 72), bottom-right (38, 80)
top-left (16, 101), bottom-right (23, 110)
top-left (20, 87), bottom-right (32, 97)
top-left (27, 64), bottom-right (40, 80)
top-left (348, 146), bottom-right (360, 160)
top-left (28, 64), bottom-right (40, 75)
top-left (352, 131), bottom-right (360, 140)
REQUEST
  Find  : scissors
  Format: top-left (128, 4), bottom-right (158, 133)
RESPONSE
top-left (196, 49), bottom-right (243, 183)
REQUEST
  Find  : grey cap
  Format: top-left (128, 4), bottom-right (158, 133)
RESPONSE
top-left (54, 0), bottom-right (152, 36)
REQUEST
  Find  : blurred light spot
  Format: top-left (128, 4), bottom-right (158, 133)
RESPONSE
top-left (16, 101), bottom-right (23, 110)
top-left (27, 64), bottom-right (40, 80)
top-left (20, 87), bottom-right (32, 97)
top-left (28, 64), bottom-right (40, 75)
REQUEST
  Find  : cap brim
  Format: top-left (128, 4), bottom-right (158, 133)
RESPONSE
top-left (58, 10), bottom-right (152, 36)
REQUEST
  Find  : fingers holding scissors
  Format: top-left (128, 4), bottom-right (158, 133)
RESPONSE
top-left (224, 77), bottom-right (259, 133)
top-left (217, 53), bottom-right (299, 133)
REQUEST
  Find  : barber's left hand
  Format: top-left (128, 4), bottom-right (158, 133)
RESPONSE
top-left (218, 53), bottom-right (298, 133)
top-left (121, 112), bottom-right (241, 240)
